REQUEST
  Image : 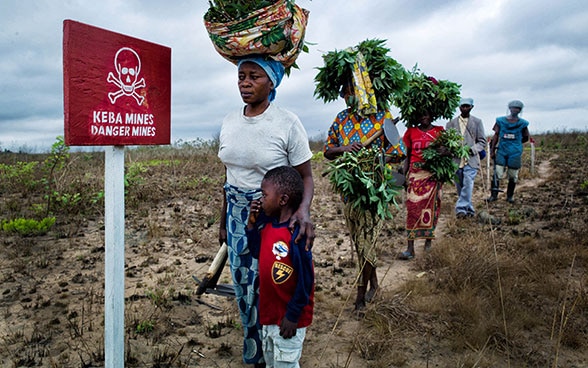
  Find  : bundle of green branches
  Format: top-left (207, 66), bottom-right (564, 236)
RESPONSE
top-left (323, 147), bottom-right (402, 219)
top-left (313, 39), bottom-right (409, 112)
top-left (204, 0), bottom-right (278, 22)
top-left (393, 66), bottom-right (461, 127)
top-left (421, 128), bottom-right (471, 184)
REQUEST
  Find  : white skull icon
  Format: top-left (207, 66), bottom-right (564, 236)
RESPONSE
top-left (107, 47), bottom-right (146, 105)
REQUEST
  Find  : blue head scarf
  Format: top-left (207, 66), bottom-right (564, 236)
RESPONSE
top-left (238, 56), bottom-right (285, 102)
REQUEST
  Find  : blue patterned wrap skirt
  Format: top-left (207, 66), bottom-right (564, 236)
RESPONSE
top-left (224, 183), bottom-right (264, 364)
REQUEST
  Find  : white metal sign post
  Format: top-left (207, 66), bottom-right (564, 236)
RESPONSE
top-left (104, 146), bottom-right (126, 367)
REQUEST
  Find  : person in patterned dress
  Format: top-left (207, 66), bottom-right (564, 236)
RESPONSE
top-left (398, 110), bottom-right (448, 260)
top-left (324, 82), bottom-right (405, 311)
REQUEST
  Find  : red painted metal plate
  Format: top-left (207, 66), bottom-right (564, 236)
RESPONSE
top-left (63, 20), bottom-right (171, 146)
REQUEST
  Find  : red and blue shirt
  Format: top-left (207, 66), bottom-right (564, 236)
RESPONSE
top-left (247, 216), bottom-right (314, 327)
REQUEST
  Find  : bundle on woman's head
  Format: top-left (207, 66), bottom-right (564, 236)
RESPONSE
top-left (391, 66), bottom-right (462, 127)
top-left (313, 39), bottom-right (409, 116)
top-left (314, 39), bottom-right (462, 125)
top-left (204, 0), bottom-right (310, 74)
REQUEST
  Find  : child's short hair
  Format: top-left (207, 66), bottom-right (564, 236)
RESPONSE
top-left (263, 166), bottom-right (304, 210)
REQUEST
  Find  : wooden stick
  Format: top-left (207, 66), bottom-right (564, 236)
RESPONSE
top-left (530, 138), bottom-right (536, 175)
top-left (195, 242), bottom-right (228, 295)
top-left (362, 129), bottom-right (384, 147)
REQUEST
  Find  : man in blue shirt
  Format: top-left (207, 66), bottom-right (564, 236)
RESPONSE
top-left (486, 100), bottom-right (530, 203)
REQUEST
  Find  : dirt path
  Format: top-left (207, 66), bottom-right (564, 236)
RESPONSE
top-left (124, 155), bottom-right (558, 368)
top-left (375, 154), bottom-right (556, 301)
top-left (518, 153), bottom-right (556, 189)
top-left (294, 154), bottom-right (560, 366)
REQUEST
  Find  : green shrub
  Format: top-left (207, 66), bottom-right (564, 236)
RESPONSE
top-left (1, 217), bottom-right (56, 236)
top-left (135, 320), bottom-right (154, 334)
top-left (0, 161), bottom-right (40, 193)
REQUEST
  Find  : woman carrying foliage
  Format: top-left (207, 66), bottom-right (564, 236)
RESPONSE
top-left (392, 71), bottom-right (462, 260)
top-left (398, 110), bottom-right (449, 260)
top-left (218, 55), bottom-right (315, 367)
top-left (205, 1), bottom-right (313, 365)
top-left (317, 39), bottom-right (408, 311)
top-left (323, 82), bottom-right (405, 311)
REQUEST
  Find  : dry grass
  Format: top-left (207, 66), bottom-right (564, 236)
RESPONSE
top-left (355, 132), bottom-right (588, 367)
top-left (1, 132), bottom-right (587, 367)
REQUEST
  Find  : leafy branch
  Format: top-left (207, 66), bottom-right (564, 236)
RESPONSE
top-left (323, 147), bottom-right (402, 219)
top-left (204, 0), bottom-right (279, 22)
top-left (421, 128), bottom-right (470, 184)
top-left (393, 66), bottom-right (461, 127)
top-left (313, 39), bottom-right (409, 112)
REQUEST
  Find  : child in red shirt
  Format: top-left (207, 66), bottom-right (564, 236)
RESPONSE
top-left (246, 166), bottom-right (314, 367)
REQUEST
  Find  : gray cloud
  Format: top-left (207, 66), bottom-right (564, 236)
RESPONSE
top-left (1, 0), bottom-right (587, 152)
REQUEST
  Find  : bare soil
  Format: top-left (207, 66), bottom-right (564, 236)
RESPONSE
top-left (1, 140), bottom-right (587, 367)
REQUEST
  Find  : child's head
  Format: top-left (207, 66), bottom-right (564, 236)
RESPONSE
top-left (260, 166), bottom-right (304, 218)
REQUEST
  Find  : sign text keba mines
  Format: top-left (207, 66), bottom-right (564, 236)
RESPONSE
top-left (63, 20), bottom-right (171, 146)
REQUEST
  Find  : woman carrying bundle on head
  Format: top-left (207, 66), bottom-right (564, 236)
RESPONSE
top-left (204, 2), bottom-right (314, 366)
top-left (316, 39), bottom-right (407, 311)
top-left (393, 71), bottom-right (464, 260)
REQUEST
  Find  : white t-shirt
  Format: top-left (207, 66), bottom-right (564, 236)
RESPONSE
top-left (218, 104), bottom-right (312, 189)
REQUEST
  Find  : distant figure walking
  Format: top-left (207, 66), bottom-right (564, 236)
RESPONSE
top-left (486, 100), bottom-right (530, 203)
top-left (446, 98), bottom-right (486, 218)
top-left (398, 110), bottom-right (449, 260)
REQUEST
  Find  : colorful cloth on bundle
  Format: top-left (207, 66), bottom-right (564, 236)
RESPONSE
top-left (324, 109), bottom-right (406, 160)
top-left (351, 51), bottom-right (377, 117)
top-left (204, 0), bottom-right (309, 68)
top-left (405, 168), bottom-right (442, 240)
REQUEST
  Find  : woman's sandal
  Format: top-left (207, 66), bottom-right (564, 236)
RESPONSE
top-left (397, 251), bottom-right (414, 260)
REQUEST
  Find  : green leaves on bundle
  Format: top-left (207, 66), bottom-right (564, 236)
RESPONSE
top-left (313, 39), bottom-right (409, 111)
top-left (204, 0), bottom-right (279, 22)
top-left (393, 66), bottom-right (461, 127)
top-left (323, 147), bottom-right (402, 219)
top-left (422, 128), bottom-right (471, 184)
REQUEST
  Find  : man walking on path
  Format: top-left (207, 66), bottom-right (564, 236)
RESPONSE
top-left (446, 98), bottom-right (486, 218)
top-left (486, 100), bottom-right (530, 203)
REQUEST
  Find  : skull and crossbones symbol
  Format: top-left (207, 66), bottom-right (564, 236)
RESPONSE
top-left (107, 47), bottom-right (146, 105)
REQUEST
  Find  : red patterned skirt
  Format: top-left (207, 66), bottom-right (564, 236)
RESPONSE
top-left (406, 165), bottom-right (442, 240)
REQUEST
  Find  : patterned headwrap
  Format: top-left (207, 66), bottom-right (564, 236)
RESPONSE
top-left (238, 56), bottom-right (285, 102)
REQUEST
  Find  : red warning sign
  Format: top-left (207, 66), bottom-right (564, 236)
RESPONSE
top-left (63, 20), bottom-right (171, 146)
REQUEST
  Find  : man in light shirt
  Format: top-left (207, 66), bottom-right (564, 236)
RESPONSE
top-left (446, 98), bottom-right (487, 218)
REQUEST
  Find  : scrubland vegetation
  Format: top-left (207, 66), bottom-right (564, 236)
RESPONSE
top-left (1, 131), bottom-right (587, 367)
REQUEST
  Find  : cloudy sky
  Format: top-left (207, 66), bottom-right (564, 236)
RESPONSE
top-left (1, 0), bottom-right (587, 152)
